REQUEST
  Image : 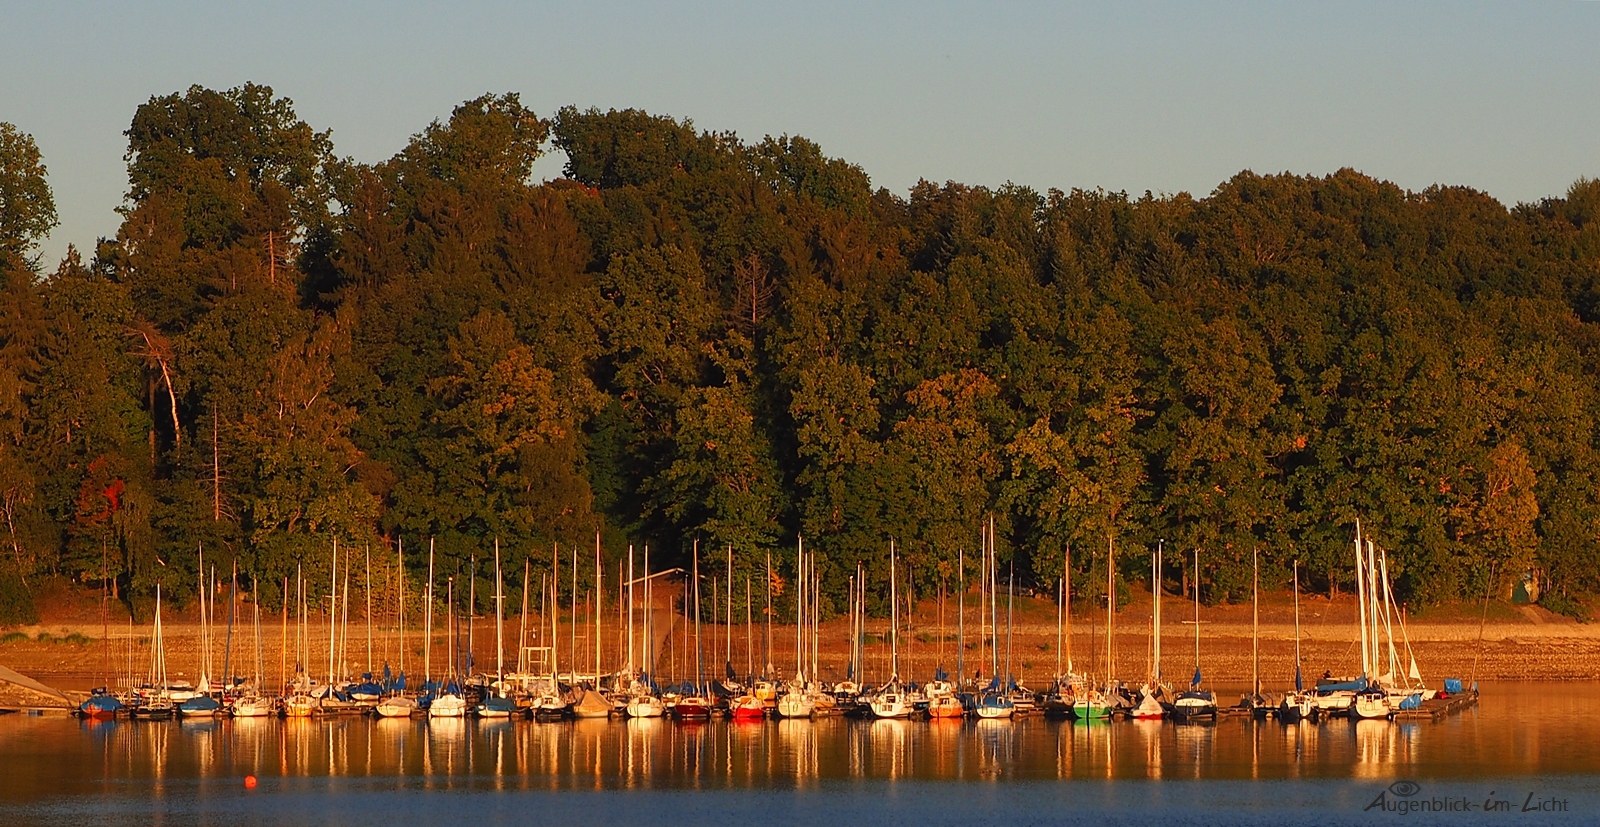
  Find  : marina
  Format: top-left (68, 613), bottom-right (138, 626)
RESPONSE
top-left (0, 681), bottom-right (1593, 827)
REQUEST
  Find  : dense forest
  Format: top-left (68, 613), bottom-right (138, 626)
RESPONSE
top-left (2, 84), bottom-right (1599, 624)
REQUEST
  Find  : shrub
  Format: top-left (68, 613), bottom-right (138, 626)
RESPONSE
top-left (1539, 592), bottom-right (1591, 622)
top-left (0, 571), bottom-right (37, 625)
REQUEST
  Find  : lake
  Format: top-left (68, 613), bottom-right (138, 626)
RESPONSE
top-left (1, 682), bottom-right (1594, 826)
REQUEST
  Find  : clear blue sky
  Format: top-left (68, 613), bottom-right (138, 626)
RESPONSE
top-left (4, 1), bottom-right (1598, 266)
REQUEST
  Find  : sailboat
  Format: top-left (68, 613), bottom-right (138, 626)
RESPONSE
top-left (179, 554), bottom-right (223, 717)
top-left (976, 536), bottom-right (1016, 720)
top-left (129, 584), bottom-right (175, 720)
top-left (868, 541), bottom-right (912, 719)
top-left (729, 550), bottom-right (766, 720)
top-left (777, 538), bottom-right (817, 718)
top-left (1170, 548), bottom-right (1217, 720)
top-left (1241, 546), bottom-right (1272, 718)
top-left (1278, 560), bottom-right (1317, 722)
top-left (530, 544), bottom-right (573, 719)
top-left (282, 564), bottom-right (318, 717)
top-left (1070, 539), bottom-right (1117, 719)
top-left (925, 567), bottom-right (962, 719)
top-left (1132, 543), bottom-right (1167, 720)
top-left (375, 540), bottom-right (419, 718)
top-left (231, 576), bottom-right (277, 717)
top-left (427, 571), bottom-right (468, 718)
top-left (624, 545), bottom-right (667, 719)
top-left (475, 541), bottom-right (517, 718)
top-left (672, 542), bottom-right (714, 721)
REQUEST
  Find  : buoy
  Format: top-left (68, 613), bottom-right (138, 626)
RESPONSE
top-left (244, 775), bottom-right (257, 789)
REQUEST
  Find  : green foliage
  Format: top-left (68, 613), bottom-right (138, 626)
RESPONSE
top-left (6, 87), bottom-right (1600, 621)
top-left (0, 570), bottom-right (37, 625)
top-left (0, 122), bottom-right (58, 268)
top-left (1539, 590), bottom-right (1590, 622)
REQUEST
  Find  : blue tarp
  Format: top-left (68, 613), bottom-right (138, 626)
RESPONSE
top-left (1444, 678), bottom-right (1464, 694)
top-left (1398, 693), bottom-right (1423, 710)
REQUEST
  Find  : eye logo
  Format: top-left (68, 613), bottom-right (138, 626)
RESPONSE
top-left (1388, 780), bottom-right (1421, 797)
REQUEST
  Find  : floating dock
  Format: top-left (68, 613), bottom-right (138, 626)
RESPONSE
top-left (1392, 691), bottom-right (1478, 722)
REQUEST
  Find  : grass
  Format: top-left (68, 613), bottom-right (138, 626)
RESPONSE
top-left (0, 631), bottom-right (94, 645)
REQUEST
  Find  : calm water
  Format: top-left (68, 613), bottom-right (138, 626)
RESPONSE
top-left (2, 682), bottom-right (1595, 826)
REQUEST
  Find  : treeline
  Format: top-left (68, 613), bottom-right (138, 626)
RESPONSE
top-left (3, 84), bottom-right (1599, 624)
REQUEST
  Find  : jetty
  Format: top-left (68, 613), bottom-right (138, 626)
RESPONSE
top-left (1393, 690), bottom-right (1478, 722)
top-left (0, 662), bottom-right (75, 713)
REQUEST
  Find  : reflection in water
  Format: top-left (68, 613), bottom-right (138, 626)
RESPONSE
top-left (1, 682), bottom-right (1597, 809)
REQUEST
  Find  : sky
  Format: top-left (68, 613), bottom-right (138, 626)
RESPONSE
top-left (3, 1), bottom-right (1598, 267)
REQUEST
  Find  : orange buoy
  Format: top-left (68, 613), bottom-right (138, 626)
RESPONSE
top-left (244, 775), bottom-right (258, 789)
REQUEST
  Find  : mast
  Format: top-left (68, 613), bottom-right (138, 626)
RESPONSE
top-left (978, 531), bottom-right (986, 680)
top-left (594, 532), bottom-right (602, 684)
top-left (517, 560), bottom-right (530, 674)
top-left (811, 554), bottom-right (820, 688)
top-left (341, 557), bottom-right (351, 680)
top-left (1192, 549), bottom-right (1201, 686)
top-left (1055, 572), bottom-right (1063, 680)
top-left (197, 547), bottom-right (210, 690)
top-left (643, 544), bottom-right (651, 679)
top-left (693, 541), bottom-right (703, 694)
top-left (795, 537), bottom-right (805, 682)
top-left (571, 543), bottom-right (578, 679)
top-left (397, 539), bottom-right (406, 678)
top-left (296, 565), bottom-right (305, 682)
top-left (764, 550), bottom-right (773, 677)
top-left (445, 574), bottom-right (454, 681)
top-left (328, 538), bottom-right (337, 687)
top-left (1379, 543), bottom-right (1400, 682)
top-left (727, 544), bottom-right (734, 680)
top-left (1065, 543), bottom-right (1073, 675)
top-left (253, 576), bottom-right (263, 689)
top-left (1006, 563), bottom-right (1014, 686)
top-left (153, 584), bottom-right (166, 690)
top-left (626, 545), bottom-right (635, 676)
top-left (745, 576), bottom-right (753, 681)
top-left (1154, 541), bottom-right (1162, 685)
top-left (280, 575), bottom-right (288, 690)
top-left (556, 540), bottom-right (563, 678)
top-left (1355, 522), bottom-right (1370, 681)
top-left (957, 547), bottom-right (965, 685)
top-left (1251, 546), bottom-right (1260, 700)
top-left (224, 562), bottom-right (236, 690)
top-left (939, 573), bottom-right (947, 675)
top-left (1106, 536), bottom-right (1114, 687)
top-left (1293, 559), bottom-right (1303, 692)
top-left (494, 540), bottom-right (504, 682)
top-left (366, 545), bottom-right (373, 676)
top-left (425, 540), bottom-right (434, 684)
top-left (468, 558), bottom-right (476, 679)
top-left (889, 539), bottom-right (898, 681)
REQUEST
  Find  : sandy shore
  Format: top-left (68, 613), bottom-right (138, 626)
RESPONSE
top-left (4, 589), bottom-right (1594, 697)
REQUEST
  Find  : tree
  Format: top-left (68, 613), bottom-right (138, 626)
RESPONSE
top-left (0, 123), bottom-right (57, 270)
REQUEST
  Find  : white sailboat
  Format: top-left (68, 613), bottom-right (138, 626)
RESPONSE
top-left (778, 537), bottom-right (817, 718)
top-left (868, 540), bottom-right (911, 719)
top-left (375, 539), bottom-right (418, 718)
top-left (1278, 559), bottom-right (1316, 722)
top-left (1132, 542), bottom-right (1166, 720)
top-left (428, 568), bottom-right (467, 718)
top-left (1171, 547), bottom-right (1217, 720)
